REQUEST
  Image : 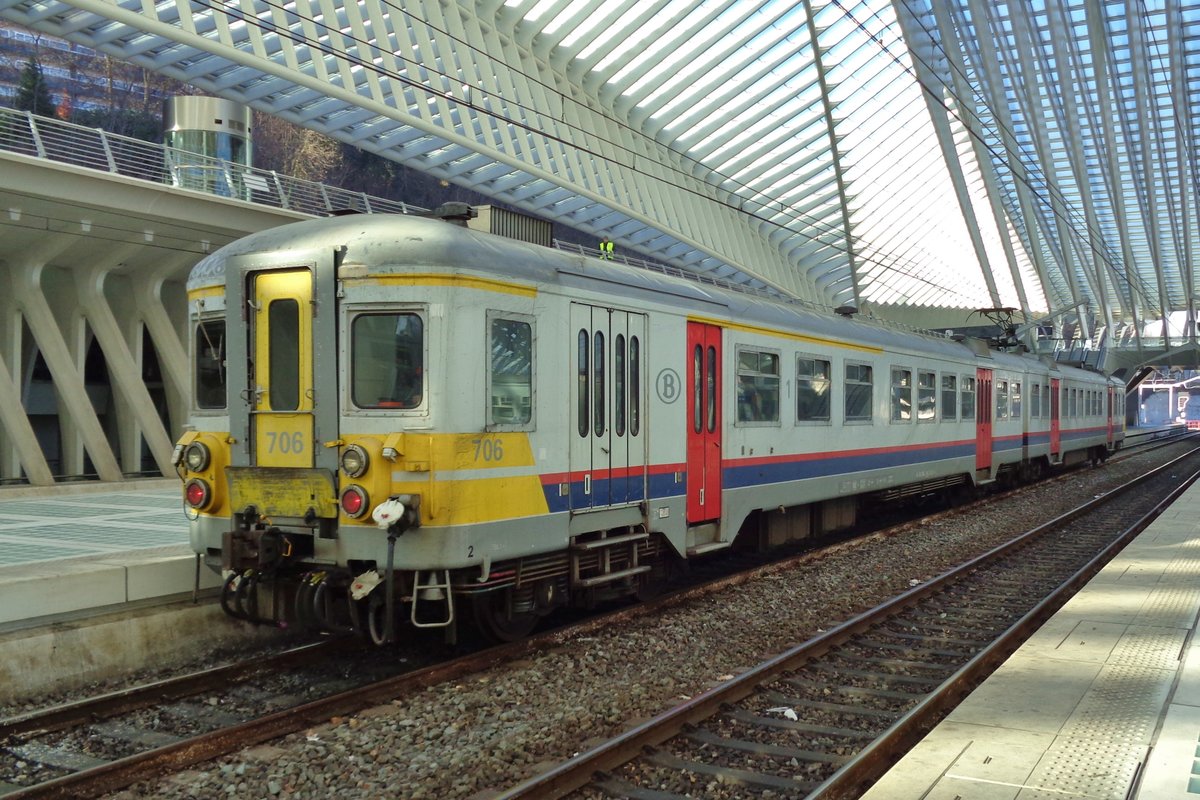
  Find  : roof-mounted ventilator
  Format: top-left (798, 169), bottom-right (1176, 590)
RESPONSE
top-left (417, 202), bottom-right (478, 226)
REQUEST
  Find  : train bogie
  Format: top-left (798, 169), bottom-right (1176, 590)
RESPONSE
top-left (175, 212), bottom-right (1125, 642)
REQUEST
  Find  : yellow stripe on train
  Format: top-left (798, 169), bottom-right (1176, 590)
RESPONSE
top-left (342, 431), bottom-right (548, 526)
top-left (386, 474), bottom-right (551, 527)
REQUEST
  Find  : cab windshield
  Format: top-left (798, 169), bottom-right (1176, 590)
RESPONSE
top-left (351, 313), bottom-right (424, 409)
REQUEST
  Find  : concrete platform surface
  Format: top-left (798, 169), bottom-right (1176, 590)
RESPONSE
top-left (863, 478), bottom-right (1200, 800)
top-left (0, 481), bottom-right (289, 702)
top-left (0, 479), bottom-right (221, 628)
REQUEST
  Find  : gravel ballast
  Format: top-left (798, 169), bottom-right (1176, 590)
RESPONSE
top-left (97, 449), bottom-right (1179, 799)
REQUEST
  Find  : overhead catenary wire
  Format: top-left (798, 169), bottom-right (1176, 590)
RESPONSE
top-left (178, 0), bottom-right (992, 306)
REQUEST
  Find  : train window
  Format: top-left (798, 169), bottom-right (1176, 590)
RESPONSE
top-left (996, 380), bottom-right (1008, 420)
top-left (890, 368), bottom-right (912, 422)
top-left (489, 317), bottom-right (533, 426)
top-left (1031, 382), bottom-right (1041, 418)
top-left (351, 313), bottom-right (424, 409)
top-left (845, 362), bottom-right (873, 422)
top-left (194, 318), bottom-right (226, 410)
top-left (1069, 388), bottom-right (1077, 417)
top-left (918, 371), bottom-right (936, 421)
top-left (737, 349), bottom-right (779, 424)
top-left (578, 330), bottom-right (589, 437)
top-left (961, 376), bottom-right (976, 420)
top-left (630, 336), bottom-right (641, 436)
top-left (707, 345), bottom-right (718, 433)
top-left (269, 299), bottom-right (300, 411)
top-left (795, 356), bottom-right (831, 422)
top-left (1012, 382), bottom-right (1022, 419)
top-left (615, 334), bottom-right (626, 437)
top-left (1044, 384), bottom-right (1051, 418)
top-left (941, 374), bottom-right (957, 420)
top-left (594, 332), bottom-right (606, 436)
top-left (693, 344), bottom-right (702, 434)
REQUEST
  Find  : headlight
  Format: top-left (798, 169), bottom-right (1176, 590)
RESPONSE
top-left (184, 442), bottom-right (211, 472)
top-left (340, 444), bottom-right (369, 478)
top-left (340, 485), bottom-right (369, 518)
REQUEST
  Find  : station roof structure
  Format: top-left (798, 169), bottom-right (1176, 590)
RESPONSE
top-left (1, 0), bottom-right (1198, 349)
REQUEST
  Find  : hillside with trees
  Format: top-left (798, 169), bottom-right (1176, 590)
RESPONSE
top-left (1, 21), bottom-right (592, 247)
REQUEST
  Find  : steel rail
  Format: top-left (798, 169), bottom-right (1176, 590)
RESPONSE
top-left (494, 446), bottom-right (1200, 799)
top-left (5, 443), bottom-right (1186, 798)
top-left (0, 538), bottom-right (848, 799)
top-left (0, 639), bottom-right (347, 742)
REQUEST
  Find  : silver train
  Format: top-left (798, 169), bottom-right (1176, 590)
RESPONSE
top-left (175, 211), bottom-right (1125, 641)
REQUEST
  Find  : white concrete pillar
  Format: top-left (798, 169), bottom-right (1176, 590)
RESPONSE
top-left (78, 262), bottom-right (175, 475)
top-left (136, 260), bottom-right (193, 441)
top-left (11, 254), bottom-right (123, 482)
top-left (108, 274), bottom-right (145, 473)
top-left (0, 277), bottom-right (25, 480)
top-left (0, 332), bottom-right (54, 485)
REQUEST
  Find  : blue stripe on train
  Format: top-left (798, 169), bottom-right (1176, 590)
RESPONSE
top-left (540, 428), bottom-right (1110, 512)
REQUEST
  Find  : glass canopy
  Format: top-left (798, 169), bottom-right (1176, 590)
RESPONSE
top-left (1, 0), bottom-right (1196, 351)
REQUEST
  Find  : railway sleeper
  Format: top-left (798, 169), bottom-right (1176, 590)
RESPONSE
top-left (830, 652), bottom-right (954, 675)
top-left (686, 727), bottom-right (849, 766)
top-left (855, 637), bottom-right (971, 659)
top-left (782, 677), bottom-right (925, 702)
top-left (762, 690), bottom-right (901, 720)
top-left (877, 626), bottom-right (991, 648)
top-left (725, 706), bottom-right (875, 740)
top-left (807, 661), bottom-right (943, 687)
top-left (642, 747), bottom-right (817, 793)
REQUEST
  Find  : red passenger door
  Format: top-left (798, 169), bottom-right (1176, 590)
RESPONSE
top-left (686, 322), bottom-right (721, 523)
top-left (975, 368), bottom-right (993, 471)
top-left (1050, 378), bottom-right (1062, 460)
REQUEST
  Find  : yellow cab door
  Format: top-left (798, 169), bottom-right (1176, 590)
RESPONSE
top-left (251, 269), bottom-right (314, 468)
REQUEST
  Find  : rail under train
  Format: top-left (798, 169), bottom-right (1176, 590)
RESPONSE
top-left (175, 208), bottom-right (1125, 643)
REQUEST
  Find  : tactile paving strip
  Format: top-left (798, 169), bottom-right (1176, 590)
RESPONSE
top-left (1058, 661), bottom-right (1175, 745)
top-left (1018, 739), bottom-right (1146, 799)
top-left (1109, 626), bottom-right (1190, 671)
top-left (1021, 563), bottom-right (1196, 798)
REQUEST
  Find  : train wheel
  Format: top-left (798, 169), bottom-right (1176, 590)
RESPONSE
top-left (472, 590), bottom-right (538, 642)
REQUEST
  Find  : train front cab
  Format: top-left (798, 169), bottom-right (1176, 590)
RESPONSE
top-left (218, 257), bottom-right (341, 572)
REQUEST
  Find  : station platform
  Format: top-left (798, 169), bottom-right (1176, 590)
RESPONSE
top-left (864, 476), bottom-right (1200, 799)
top-left (0, 479), bottom-right (220, 630)
top-left (0, 480), bottom-right (281, 705)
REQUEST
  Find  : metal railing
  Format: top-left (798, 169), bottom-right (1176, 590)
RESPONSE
top-left (0, 106), bottom-right (417, 216)
top-left (1, 106), bottom-right (952, 339)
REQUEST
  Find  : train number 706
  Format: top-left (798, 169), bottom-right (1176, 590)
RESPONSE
top-left (264, 431), bottom-right (305, 455)
top-left (472, 437), bottom-right (504, 462)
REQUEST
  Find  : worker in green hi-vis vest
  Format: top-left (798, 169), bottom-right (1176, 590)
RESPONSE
top-left (598, 236), bottom-right (614, 260)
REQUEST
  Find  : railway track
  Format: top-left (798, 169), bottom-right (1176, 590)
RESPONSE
top-left (0, 559), bottom-right (841, 797)
top-left (496, 447), bottom-right (1200, 800)
top-left (1, 441), bottom-right (1188, 798)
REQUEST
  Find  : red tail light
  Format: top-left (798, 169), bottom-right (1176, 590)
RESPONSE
top-left (340, 486), bottom-right (368, 518)
top-left (185, 478), bottom-right (211, 509)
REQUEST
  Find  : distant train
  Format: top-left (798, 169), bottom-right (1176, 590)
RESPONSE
top-left (175, 211), bottom-right (1125, 642)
